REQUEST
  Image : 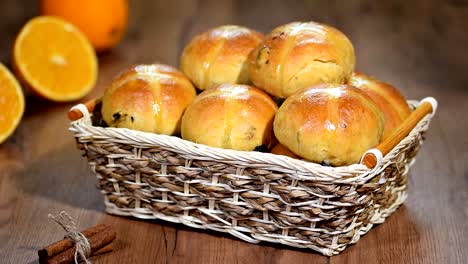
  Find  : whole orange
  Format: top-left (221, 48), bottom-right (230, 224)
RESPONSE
top-left (40, 0), bottom-right (128, 51)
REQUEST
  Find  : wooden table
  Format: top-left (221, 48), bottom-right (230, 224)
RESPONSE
top-left (1, 0), bottom-right (467, 263)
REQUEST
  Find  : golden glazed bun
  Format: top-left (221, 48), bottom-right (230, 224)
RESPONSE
top-left (274, 84), bottom-right (385, 166)
top-left (248, 21), bottom-right (355, 98)
top-left (102, 64), bottom-right (196, 135)
top-left (180, 25), bottom-right (264, 90)
top-left (349, 72), bottom-right (411, 139)
top-left (271, 143), bottom-right (300, 159)
top-left (181, 84), bottom-right (278, 151)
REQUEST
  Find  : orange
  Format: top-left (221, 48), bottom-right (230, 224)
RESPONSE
top-left (40, 0), bottom-right (128, 51)
top-left (0, 63), bottom-right (25, 144)
top-left (13, 16), bottom-right (98, 102)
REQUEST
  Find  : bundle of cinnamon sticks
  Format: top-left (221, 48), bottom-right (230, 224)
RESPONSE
top-left (38, 224), bottom-right (116, 264)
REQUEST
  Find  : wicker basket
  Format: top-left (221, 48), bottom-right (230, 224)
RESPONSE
top-left (68, 97), bottom-right (437, 256)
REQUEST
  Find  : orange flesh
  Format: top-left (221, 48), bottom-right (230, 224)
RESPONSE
top-left (14, 16), bottom-right (97, 101)
top-left (0, 64), bottom-right (25, 143)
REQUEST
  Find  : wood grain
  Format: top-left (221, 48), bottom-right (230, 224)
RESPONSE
top-left (1, 0), bottom-right (467, 263)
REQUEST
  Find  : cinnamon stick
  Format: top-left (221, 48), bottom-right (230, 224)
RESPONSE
top-left (361, 100), bottom-right (434, 168)
top-left (92, 242), bottom-right (113, 256)
top-left (67, 98), bottom-right (99, 121)
top-left (39, 226), bottom-right (116, 264)
top-left (39, 242), bottom-right (114, 264)
top-left (38, 224), bottom-right (109, 259)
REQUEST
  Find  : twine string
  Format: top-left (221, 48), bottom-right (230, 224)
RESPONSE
top-left (48, 211), bottom-right (91, 264)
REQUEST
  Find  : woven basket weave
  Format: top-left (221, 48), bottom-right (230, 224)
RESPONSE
top-left (69, 98), bottom-right (436, 256)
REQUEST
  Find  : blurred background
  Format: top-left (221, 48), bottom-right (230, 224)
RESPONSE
top-left (1, 0), bottom-right (467, 97)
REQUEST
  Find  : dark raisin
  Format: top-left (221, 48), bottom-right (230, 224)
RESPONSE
top-left (131, 116), bottom-right (134, 122)
top-left (113, 112), bottom-right (121, 120)
top-left (265, 59), bottom-right (269, 64)
top-left (254, 145), bottom-right (269, 153)
top-left (273, 97), bottom-right (284, 107)
top-left (91, 101), bottom-right (108, 127)
top-left (98, 120), bottom-right (108, 127)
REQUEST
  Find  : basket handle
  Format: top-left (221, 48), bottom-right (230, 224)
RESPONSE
top-left (68, 98), bottom-right (99, 121)
top-left (361, 97), bottom-right (437, 169)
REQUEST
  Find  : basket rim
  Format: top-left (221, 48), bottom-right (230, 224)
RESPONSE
top-left (69, 99), bottom-right (432, 183)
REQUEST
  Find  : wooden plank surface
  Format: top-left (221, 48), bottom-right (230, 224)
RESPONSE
top-left (1, 0), bottom-right (467, 263)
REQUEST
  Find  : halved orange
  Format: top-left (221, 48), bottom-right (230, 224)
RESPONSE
top-left (13, 16), bottom-right (98, 102)
top-left (0, 63), bottom-right (25, 144)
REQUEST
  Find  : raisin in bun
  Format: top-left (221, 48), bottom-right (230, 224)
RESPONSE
top-left (181, 84), bottom-right (278, 151)
top-left (180, 25), bottom-right (264, 90)
top-left (101, 64), bottom-right (196, 135)
top-left (274, 84), bottom-right (385, 166)
top-left (349, 72), bottom-right (411, 139)
top-left (249, 21), bottom-right (355, 98)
